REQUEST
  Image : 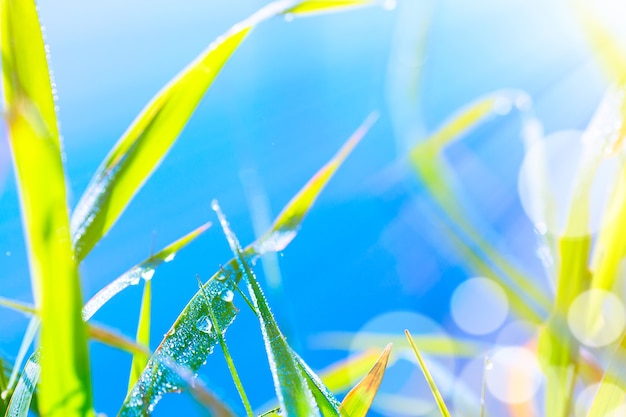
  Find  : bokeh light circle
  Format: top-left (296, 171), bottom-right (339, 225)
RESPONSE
top-left (485, 347), bottom-right (542, 404)
top-left (517, 130), bottom-right (621, 238)
top-left (451, 277), bottom-right (509, 335)
top-left (568, 289), bottom-right (626, 347)
top-left (349, 311), bottom-right (457, 416)
top-left (575, 382), bottom-right (625, 417)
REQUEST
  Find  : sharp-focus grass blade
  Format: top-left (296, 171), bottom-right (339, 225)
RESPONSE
top-left (213, 201), bottom-right (320, 416)
top-left (0, 357), bottom-right (8, 415)
top-left (339, 343), bottom-right (392, 417)
top-left (4, 353), bottom-right (40, 417)
top-left (405, 330), bottom-right (451, 417)
top-left (1, 1), bottom-right (93, 415)
top-left (4, 317), bottom-right (39, 399)
top-left (254, 112), bottom-right (378, 255)
top-left (409, 92), bottom-right (551, 323)
top-left (258, 407), bottom-right (282, 417)
top-left (290, 349), bottom-right (342, 416)
top-left (320, 350), bottom-right (384, 395)
top-left (70, 0), bottom-right (377, 261)
top-left (88, 324), bottom-right (151, 357)
top-left (83, 222), bottom-right (210, 321)
top-left (119, 116), bottom-right (373, 415)
top-left (128, 280), bottom-right (152, 392)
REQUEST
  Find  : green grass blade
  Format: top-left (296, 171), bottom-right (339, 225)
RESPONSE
top-left (320, 350), bottom-right (392, 394)
top-left (0, 357), bottom-right (8, 415)
top-left (339, 343), bottom-right (392, 417)
top-left (88, 324), bottom-right (151, 357)
top-left (409, 94), bottom-right (551, 322)
top-left (4, 353), bottom-right (40, 417)
top-left (285, 0), bottom-right (375, 15)
top-left (405, 330), bottom-right (451, 417)
top-left (82, 222), bottom-right (210, 321)
top-left (4, 317), bottom-right (39, 398)
top-left (254, 112), bottom-right (377, 254)
top-left (213, 200), bottom-right (320, 416)
top-left (1, 1), bottom-right (93, 415)
top-left (128, 279), bottom-right (152, 392)
top-left (120, 117), bottom-right (371, 415)
top-left (69, 0), bottom-right (375, 261)
top-left (196, 275), bottom-right (253, 417)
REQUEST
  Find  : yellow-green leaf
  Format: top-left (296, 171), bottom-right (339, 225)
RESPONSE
top-left (1, 0), bottom-right (93, 415)
top-left (405, 330), bottom-right (451, 417)
top-left (339, 343), bottom-right (392, 417)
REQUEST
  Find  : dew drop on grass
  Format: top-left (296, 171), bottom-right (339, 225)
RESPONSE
top-left (221, 289), bottom-right (234, 303)
top-left (164, 252), bottom-right (176, 262)
top-left (141, 269), bottom-right (155, 281)
top-left (196, 316), bottom-right (213, 334)
top-left (484, 357), bottom-right (493, 371)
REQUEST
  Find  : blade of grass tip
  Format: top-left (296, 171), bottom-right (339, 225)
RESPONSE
top-left (320, 350), bottom-right (386, 395)
top-left (339, 343), bottom-right (392, 417)
top-left (405, 330), bottom-right (451, 417)
top-left (213, 200), bottom-right (320, 417)
top-left (69, 0), bottom-right (377, 261)
top-left (4, 352), bottom-right (40, 417)
top-left (196, 275), bottom-right (254, 417)
top-left (68, 0), bottom-right (293, 262)
top-left (120, 116), bottom-right (374, 415)
top-left (254, 112), bottom-right (378, 254)
top-left (158, 357), bottom-right (237, 417)
top-left (88, 323), bottom-right (151, 357)
top-left (3, 317), bottom-right (39, 399)
top-left (1, 0), bottom-right (93, 415)
top-left (128, 278), bottom-right (152, 392)
top-left (82, 222), bottom-right (210, 321)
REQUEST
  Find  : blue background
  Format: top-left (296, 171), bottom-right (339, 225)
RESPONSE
top-left (0, 0), bottom-right (612, 415)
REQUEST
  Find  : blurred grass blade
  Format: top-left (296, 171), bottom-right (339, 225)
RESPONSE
top-left (311, 331), bottom-right (480, 357)
top-left (4, 317), bottom-right (39, 398)
top-left (1, 1), bottom-right (93, 415)
top-left (4, 353), bottom-right (40, 417)
top-left (128, 279), bottom-right (152, 392)
top-left (339, 343), bottom-right (392, 417)
top-left (213, 201), bottom-right (320, 417)
top-left (70, 0), bottom-right (376, 261)
top-left (0, 298), bottom-right (36, 316)
top-left (120, 117), bottom-right (371, 415)
top-left (82, 222), bottom-right (210, 321)
top-left (88, 324), bottom-right (151, 357)
top-left (409, 92), bottom-right (550, 322)
top-left (285, 0), bottom-right (375, 15)
top-left (587, 334), bottom-right (626, 417)
top-left (255, 112), bottom-right (377, 254)
top-left (405, 330), bottom-right (451, 417)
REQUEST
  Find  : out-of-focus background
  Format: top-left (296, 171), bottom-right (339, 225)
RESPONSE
top-left (0, 0), bottom-right (621, 415)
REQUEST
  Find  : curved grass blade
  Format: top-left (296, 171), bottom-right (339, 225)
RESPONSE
top-left (70, 0), bottom-right (377, 261)
top-left (4, 353), bottom-right (40, 417)
top-left (120, 115), bottom-right (373, 416)
top-left (405, 330), bottom-right (451, 417)
top-left (128, 279), bottom-right (152, 392)
top-left (1, 0), bottom-right (93, 415)
top-left (285, 0), bottom-right (374, 16)
top-left (339, 343), bottom-right (392, 417)
top-left (82, 222), bottom-right (210, 321)
top-left (409, 92), bottom-right (551, 322)
top-left (213, 201), bottom-right (320, 417)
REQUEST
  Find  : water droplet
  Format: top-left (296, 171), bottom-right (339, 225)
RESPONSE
top-left (1, 390), bottom-right (8, 400)
top-left (164, 252), bottom-right (176, 262)
top-left (284, 13), bottom-right (294, 22)
top-left (196, 316), bottom-right (213, 333)
top-left (141, 269), bottom-right (155, 281)
top-left (221, 289), bottom-right (234, 303)
top-left (382, 0), bottom-right (397, 10)
top-left (485, 357), bottom-right (493, 370)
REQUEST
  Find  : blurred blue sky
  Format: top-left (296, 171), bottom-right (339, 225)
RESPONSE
top-left (0, 0), bottom-right (614, 415)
